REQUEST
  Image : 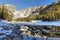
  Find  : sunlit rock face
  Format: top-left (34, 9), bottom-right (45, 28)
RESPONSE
top-left (19, 7), bottom-right (40, 16)
top-left (0, 4), bottom-right (16, 21)
top-left (19, 6), bottom-right (47, 16)
top-left (13, 6), bottom-right (42, 19)
top-left (0, 4), bottom-right (16, 14)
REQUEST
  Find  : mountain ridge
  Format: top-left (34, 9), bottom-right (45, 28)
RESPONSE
top-left (0, 1), bottom-right (60, 21)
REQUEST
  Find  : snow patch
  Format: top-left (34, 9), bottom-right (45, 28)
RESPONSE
top-left (13, 11), bottom-right (28, 19)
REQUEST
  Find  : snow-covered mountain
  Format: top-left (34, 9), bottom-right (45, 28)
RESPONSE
top-left (13, 6), bottom-right (47, 20)
top-left (19, 6), bottom-right (46, 16)
top-left (13, 11), bottom-right (28, 19)
top-left (0, 4), bottom-right (46, 20)
top-left (0, 1), bottom-right (59, 21)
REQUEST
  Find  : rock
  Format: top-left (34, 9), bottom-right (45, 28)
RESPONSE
top-left (13, 36), bottom-right (22, 40)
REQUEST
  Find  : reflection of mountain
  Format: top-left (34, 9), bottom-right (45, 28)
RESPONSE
top-left (0, 1), bottom-right (60, 21)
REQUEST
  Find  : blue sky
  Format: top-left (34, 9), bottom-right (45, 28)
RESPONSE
top-left (0, 0), bottom-right (55, 10)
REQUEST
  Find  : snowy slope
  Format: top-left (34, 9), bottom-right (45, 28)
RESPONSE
top-left (13, 11), bottom-right (28, 19)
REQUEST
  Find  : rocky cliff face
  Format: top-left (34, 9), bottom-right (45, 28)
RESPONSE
top-left (19, 7), bottom-right (40, 16)
top-left (0, 4), bottom-right (16, 14)
top-left (13, 6), bottom-right (41, 20)
top-left (0, 4), bottom-right (16, 21)
top-left (19, 6), bottom-right (46, 16)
